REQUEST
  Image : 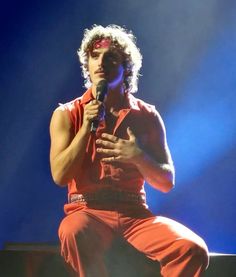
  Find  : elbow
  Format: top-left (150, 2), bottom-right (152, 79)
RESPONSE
top-left (161, 180), bottom-right (174, 193)
top-left (50, 161), bottom-right (71, 187)
top-left (51, 170), bottom-right (68, 187)
top-left (150, 178), bottom-right (174, 193)
top-left (162, 167), bottom-right (175, 193)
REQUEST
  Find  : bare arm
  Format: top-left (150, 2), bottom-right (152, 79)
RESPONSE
top-left (132, 112), bottom-right (175, 192)
top-left (96, 113), bottom-right (175, 193)
top-left (49, 100), bottom-right (102, 186)
top-left (131, 137), bottom-right (175, 193)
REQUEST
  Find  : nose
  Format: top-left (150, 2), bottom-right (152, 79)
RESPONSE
top-left (96, 55), bottom-right (106, 73)
top-left (97, 53), bottom-right (106, 67)
top-left (98, 54), bottom-right (105, 68)
top-left (100, 52), bottom-right (112, 71)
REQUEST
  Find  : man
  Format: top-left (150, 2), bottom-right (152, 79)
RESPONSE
top-left (50, 24), bottom-right (209, 277)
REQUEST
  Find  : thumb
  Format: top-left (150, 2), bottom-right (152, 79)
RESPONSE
top-left (127, 127), bottom-right (135, 140)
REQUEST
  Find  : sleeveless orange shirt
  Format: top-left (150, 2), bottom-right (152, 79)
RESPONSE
top-left (59, 89), bottom-right (160, 213)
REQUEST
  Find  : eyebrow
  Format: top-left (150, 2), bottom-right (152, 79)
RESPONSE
top-left (90, 49), bottom-right (105, 55)
top-left (89, 49), bottom-right (101, 56)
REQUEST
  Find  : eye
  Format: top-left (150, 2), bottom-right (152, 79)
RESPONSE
top-left (90, 51), bottom-right (100, 59)
top-left (104, 52), bottom-right (122, 64)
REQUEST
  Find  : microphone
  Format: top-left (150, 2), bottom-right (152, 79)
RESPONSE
top-left (90, 79), bottom-right (108, 132)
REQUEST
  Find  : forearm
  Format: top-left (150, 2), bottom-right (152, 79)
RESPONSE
top-left (51, 125), bottom-right (90, 186)
top-left (134, 151), bottom-right (175, 193)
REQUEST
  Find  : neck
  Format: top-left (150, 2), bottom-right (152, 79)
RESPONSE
top-left (92, 82), bottom-right (125, 112)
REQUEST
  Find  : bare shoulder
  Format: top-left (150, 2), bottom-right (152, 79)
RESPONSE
top-left (130, 94), bottom-right (165, 130)
top-left (49, 106), bottom-right (74, 161)
top-left (50, 106), bottom-right (72, 134)
top-left (140, 99), bottom-right (166, 135)
top-left (153, 108), bottom-right (166, 134)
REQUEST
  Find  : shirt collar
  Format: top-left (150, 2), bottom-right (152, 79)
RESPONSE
top-left (80, 88), bottom-right (94, 104)
top-left (80, 87), bottom-right (140, 111)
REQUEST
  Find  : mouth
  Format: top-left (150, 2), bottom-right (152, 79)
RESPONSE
top-left (95, 70), bottom-right (107, 78)
top-left (96, 71), bottom-right (105, 75)
top-left (95, 68), bottom-right (105, 73)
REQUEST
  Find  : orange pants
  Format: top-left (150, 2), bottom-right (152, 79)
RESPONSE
top-left (58, 204), bottom-right (209, 277)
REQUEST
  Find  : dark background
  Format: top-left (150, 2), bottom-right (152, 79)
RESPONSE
top-left (1, 0), bottom-right (236, 254)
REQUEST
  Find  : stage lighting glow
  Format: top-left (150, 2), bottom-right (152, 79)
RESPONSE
top-left (165, 24), bottom-right (236, 186)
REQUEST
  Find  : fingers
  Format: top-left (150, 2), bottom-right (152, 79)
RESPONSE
top-left (84, 100), bottom-right (104, 123)
top-left (90, 99), bottom-right (100, 105)
top-left (84, 110), bottom-right (99, 122)
top-left (86, 100), bottom-right (103, 112)
top-left (96, 136), bottom-right (119, 153)
top-left (97, 148), bottom-right (119, 156)
top-left (96, 139), bottom-right (115, 148)
top-left (101, 156), bottom-right (120, 162)
top-left (96, 134), bottom-right (120, 161)
top-left (100, 133), bottom-right (119, 143)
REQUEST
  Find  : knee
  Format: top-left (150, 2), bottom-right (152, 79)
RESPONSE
top-left (178, 238), bottom-right (209, 268)
top-left (58, 213), bottom-right (89, 242)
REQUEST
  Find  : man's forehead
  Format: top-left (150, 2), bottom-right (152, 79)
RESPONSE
top-left (90, 47), bottom-right (124, 61)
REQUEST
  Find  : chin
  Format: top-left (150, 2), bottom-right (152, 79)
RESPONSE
top-left (93, 78), bottom-right (105, 86)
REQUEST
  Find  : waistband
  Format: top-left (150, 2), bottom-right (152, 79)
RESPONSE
top-left (69, 190), bottom-right (146, 205)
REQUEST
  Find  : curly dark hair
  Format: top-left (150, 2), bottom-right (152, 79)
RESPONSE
top-left (77, 24), bottom-right (142, 93)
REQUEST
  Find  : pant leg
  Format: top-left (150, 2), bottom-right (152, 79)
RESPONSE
top-left (122, 215), bottom-right (209, 277)
top-left (58, 209), bottom-right (115, 277)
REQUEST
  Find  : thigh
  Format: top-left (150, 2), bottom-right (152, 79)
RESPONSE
top-left (123, 215), bottom-right (207, 260)
top-left (59, 209), bottom-right (115, 251)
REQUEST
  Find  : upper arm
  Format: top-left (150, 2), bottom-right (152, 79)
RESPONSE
top-left (49, 108), bottom-right (74, 165)
top-left (144, 111), bottom-right (173, 166)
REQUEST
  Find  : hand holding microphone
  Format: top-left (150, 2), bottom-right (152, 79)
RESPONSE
top-left (87, 80), bottom-right (108, 132)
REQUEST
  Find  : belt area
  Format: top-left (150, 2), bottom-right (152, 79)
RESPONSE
top-left (69, 190), bottom-right (146, 205)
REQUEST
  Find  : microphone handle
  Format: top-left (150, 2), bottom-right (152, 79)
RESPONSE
top-left (90, 119), bottom-right (99, 132)
top-left (90, 80), bottom-right (108, 133)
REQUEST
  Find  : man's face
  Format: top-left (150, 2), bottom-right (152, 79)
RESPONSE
top-left (88, 45), bottom-right (125, 88)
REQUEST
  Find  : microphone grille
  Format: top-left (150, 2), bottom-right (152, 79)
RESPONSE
top-left (96, 80), bottom-right (108, 101)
